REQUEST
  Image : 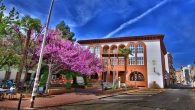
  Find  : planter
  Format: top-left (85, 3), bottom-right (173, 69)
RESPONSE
top-left (47, 88), bottom-right (74, 95)
top-left (71, 85), bottom-right (86, 89)
top-left (22, 93), bottom-right (31, 98)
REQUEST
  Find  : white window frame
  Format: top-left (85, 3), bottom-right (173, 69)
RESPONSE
top-left (137, 56), bottom-right (144, 65)
top-left (137, 44), bottom-right (144, 53)
top-left (95, 47), bottom-right (100, 57)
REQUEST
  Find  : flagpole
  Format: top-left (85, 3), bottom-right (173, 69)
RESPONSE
top-left (30, 0), bottom-right (55, 108)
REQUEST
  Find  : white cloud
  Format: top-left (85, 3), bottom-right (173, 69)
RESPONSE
top-left (61, 0), bottom-right (136, 27)
top-left (104, 0), bottom-right (168, 38)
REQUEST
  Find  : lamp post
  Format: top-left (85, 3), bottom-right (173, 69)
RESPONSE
top-left (30, 0), bottom-right (54, 108)
top-left (101, 60), bottom-right (104, 91)
top-left (193, 62), bottom-right (195, 88)
top-left (111, 50), bottom-right (116, 87)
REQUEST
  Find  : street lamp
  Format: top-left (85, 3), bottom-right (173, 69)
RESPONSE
top-left (101, 60), bottom-right (104, 91)
top-left (30, 0), bottom-right (55, 108)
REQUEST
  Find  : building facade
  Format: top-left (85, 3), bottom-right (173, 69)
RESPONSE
top-left (164, 52), bottom-right (176, 87)
top-left (175, 70), bottom-right (184, 84)
top-left (78, 34), bottom-right (167, 88)
top-left (176, 65), bottom-right (195, 86)
top-left (0, 69), bottom-right (35, 83)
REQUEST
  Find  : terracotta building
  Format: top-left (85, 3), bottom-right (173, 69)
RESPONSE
top-left (78, 34), bottom-right (167, 88)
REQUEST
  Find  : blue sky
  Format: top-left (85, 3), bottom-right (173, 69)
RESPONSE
top-left (4, 0), bottom-right (195, 69)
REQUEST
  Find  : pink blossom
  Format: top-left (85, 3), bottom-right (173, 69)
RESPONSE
top-left (35, 29), bottom-right (102, 75)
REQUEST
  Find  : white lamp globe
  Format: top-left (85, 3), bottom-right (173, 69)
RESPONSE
top-left (187, 65), bottom-right (191, 68)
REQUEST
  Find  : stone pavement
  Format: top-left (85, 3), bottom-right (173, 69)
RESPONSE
top-left (0, 88), bottom-right (165, 109)
top-left (44, 89), bottom-right (194, 110)
top-left (0, 93), bottom-right (101, 109)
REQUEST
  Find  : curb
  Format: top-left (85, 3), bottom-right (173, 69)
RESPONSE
top-left (22, 98), bottom-right (98, 110)
top-left (97, 91), bottom-right (129, 99)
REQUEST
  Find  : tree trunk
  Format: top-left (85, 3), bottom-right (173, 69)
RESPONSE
top-left (45, 64), bottom-right (52, 93)
top-left (17, 30), bottom-right (31, 83)
top-left (124, 55), bottom-right (127, 82)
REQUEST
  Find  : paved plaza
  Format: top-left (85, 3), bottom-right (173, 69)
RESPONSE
top-left (0, 89), bottom-right (194, 110)
top-left (42, 89), bottom-right (195, 110)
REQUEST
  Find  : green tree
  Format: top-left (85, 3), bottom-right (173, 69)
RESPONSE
top-left (0, 0), bottom-right (19, 37)
top-left (0, 0), bottom-right (20, 69)
top-left (58, 69), bottom-right (80, 86)
top-left (39, 65), bottom-right (49, 86)
top-left (56, 21), bottom-right (75, 41)
top-left (17, 15), bottom-right (42, 83)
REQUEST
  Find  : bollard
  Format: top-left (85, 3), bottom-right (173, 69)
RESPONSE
top-left (118, 77), bottom-right (121, 88)
top-left (17, 94), bottom-right (22, 110)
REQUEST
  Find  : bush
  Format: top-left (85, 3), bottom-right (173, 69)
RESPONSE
top-left (83, 75), bottom-right (88, 85)
top-left (71, 84), bottom-right (86, 89)
top-left (65, 82), bottom-right (71, 90)
top-left (112, 84), bottom-right (118, 90)
top-left (40, 65), bottom-right (49, 86)
top-left (151, 81), bottom-right (160, 89)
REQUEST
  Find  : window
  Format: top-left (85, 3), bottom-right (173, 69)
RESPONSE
top-left (118, 57), bottom-right (125, 65)
top-left (102, 57), bottom-right (108, 66)
top-left (137, 44), bottom-right (144, 53)
top-left (129, 44), bottom-right (135, 53)
top-left (111, 46), bottom-right (117, 54)
top-left (129, 57), bottom-right (135, 65)
top-left (130, 72), bottom-right (144, 81)
top-left (110, 57), bottom-right (117, 65)
top-left (89, 47), bottom-right (94, 53)
top-left (95, 47), bottom-right (100, 57)
top-left (103, 46), bottom-right (109, 54)
top-left (137, 57), bottom-right (144, 65)
top-left (25, 73), bottom-right (31, 81)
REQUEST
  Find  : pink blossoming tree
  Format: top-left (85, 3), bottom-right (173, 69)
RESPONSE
top-left (35, 29), bottom-right (102, 91)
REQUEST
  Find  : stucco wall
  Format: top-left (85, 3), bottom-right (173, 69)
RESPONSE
top-left (144, 40), bottom-right (164, 88)
top-left (164, 54), bottom-right (169, 73)
top-left (0, 71), bottom-right (6, 80)
top-left (0, 69), bottom-right (26, 82)
top-left (81, 39), bottom-right (165, 88)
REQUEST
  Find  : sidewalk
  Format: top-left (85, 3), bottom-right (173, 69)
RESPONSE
top-left (0, 88), bottom-right (140, 109)
top-left (0, 93), bottom-right (101, 109)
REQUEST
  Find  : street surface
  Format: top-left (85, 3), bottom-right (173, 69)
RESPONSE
top-left (42, 89), bottom-right (195, 110)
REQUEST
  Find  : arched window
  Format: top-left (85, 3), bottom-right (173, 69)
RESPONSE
top-left (130, 71), bottom-right (144, 81)
top-left (129, 44), bottom-right (135, 65)
top-left (95, 47), bottom-right (100, 57)
top-left (89, 47), bottom-right (94, 53)
top-left (103, 45), bottom-right (109, 54)
top-left (129, 44), bottom-right (135, 53)
top-left (137, 44), bottom-right (144, 53)
top-left (111, 45), bottom-right (117, 54)
top-left (137, 44), bottom-right (144, 65)
top-left (118, 44), bottom-right (125, 65)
